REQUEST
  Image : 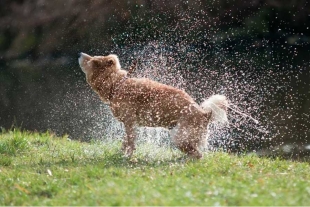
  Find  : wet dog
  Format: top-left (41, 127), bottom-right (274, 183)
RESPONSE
top-left (78, 53), bottom-right (228, 158)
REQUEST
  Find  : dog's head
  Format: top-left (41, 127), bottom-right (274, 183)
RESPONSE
top-left (78, 52), bottom-right (121, 83)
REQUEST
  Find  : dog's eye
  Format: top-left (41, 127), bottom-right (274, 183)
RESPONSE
top-left (89, 59), bottom-right (101, 68)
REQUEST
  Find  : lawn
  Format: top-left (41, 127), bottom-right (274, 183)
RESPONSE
top-left (0, 129), bottom-right (309, 205)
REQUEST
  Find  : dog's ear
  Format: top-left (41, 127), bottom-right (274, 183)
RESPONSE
top-left (107, 58), bottom-right (114, 66)
top-left (106, 54), bottom-right (121, 70)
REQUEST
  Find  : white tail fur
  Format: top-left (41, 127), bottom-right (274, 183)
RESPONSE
top-left (200, 95), bottom-right (228, 124)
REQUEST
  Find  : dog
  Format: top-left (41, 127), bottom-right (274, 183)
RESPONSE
top-left (78, 53), bottom-right (228, 158)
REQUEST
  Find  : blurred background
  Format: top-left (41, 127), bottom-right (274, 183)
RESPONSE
top-left (0, 0), bottom-right (310, 158)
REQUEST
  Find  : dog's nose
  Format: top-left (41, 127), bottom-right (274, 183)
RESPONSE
top-left (79, 52), bottom-right (91, 60)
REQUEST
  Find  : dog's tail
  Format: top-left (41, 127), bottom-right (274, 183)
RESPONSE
top-left (200, 94), bottom-right (228, 124)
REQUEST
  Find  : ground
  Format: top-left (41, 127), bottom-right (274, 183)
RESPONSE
top-left (0, 129), bottom-right (309, 205)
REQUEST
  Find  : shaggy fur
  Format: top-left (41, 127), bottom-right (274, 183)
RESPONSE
top-left (78, 53), bottom-right (228, 158)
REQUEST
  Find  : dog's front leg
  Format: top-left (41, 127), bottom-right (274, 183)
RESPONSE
top-left (121, 123), bottom-right (136, 157)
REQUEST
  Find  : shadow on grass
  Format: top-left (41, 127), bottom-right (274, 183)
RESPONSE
top-left (16, 149), bottom-right (192, 170)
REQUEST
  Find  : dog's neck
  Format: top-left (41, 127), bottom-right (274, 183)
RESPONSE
top-left (89, 69), bottom-right (127, 103)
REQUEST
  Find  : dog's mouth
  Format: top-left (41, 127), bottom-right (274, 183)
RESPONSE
top-left (78, 52), bottom-right (92, 73)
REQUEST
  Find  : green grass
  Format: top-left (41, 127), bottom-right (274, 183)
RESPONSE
top-left (0, 129), bottom-right (310, 206)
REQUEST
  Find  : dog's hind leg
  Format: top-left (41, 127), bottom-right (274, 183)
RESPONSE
top-left (175, 141), bottom-right (202, 159)
top-left (121, 123), bottom-right (136, 157)
top-left (172, 113), bottom-right (209, 159)
top-left (172, 123), bottom-right (203, 159)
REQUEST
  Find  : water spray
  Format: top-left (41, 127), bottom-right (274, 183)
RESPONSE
top-left (226, 103), bottom-right (259, 125)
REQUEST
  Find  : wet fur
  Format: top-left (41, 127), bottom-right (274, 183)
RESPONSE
top-left (78, 53), bottom-right (227, 158)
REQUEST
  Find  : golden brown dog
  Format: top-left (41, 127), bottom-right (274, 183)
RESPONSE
top-left (78, 53), bottom-right (228, 158)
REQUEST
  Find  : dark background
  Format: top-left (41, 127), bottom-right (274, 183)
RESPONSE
top-left (1, 0), bottom-right (310, 157)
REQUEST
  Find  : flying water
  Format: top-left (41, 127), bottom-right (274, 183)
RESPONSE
top-left (47, 9), bottom-right (310, 158)
top-left (108, 41), bottom-right (274, 153)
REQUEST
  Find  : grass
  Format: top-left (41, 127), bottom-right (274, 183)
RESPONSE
top-left (0, 129), bottom-right (310, 206)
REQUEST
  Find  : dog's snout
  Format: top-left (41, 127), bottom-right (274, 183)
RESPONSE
top-left (79, 52), bottom-right (87, 59)
top-left (79, 52), bottom-right (92, 60)
top-left (78, 52), bottom-right (91, 73)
